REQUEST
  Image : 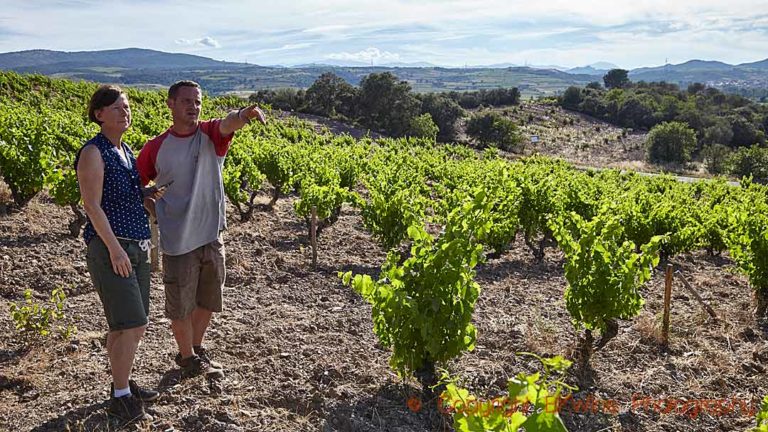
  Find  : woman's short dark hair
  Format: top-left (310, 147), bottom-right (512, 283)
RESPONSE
top-left (168, 80), bottom-right (201, 100)
top-left (88, 85), bottom-right (124, 125)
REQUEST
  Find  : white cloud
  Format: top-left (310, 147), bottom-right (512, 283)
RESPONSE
top-left (1, 1), bottom-right (768, 67)
top-left (245, 43), bottom-right (315, 56)
top-left (326, 47), bottom-right (401, 64)
top-left (175, 36), bottom-right (220, 48)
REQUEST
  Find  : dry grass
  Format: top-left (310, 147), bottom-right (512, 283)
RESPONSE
top-left (634, 312), bottom-right (664, 346)
top-left (523, 309), bottom-right (562, 354)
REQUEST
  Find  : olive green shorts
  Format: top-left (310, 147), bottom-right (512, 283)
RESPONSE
top-left (162, 238), bottom-right (225, 321)
top-left (86, 236), bottom-right (151, 331)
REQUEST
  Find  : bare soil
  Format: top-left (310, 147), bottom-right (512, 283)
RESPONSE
top-left (0, 188), bottom-right (766, 432)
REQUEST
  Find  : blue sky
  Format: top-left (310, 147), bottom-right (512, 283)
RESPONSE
top-left (2, 0), bottom-right (768, 68)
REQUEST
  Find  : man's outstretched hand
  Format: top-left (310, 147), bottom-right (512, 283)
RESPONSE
top-left (239, 104), bottom-right (267, 125)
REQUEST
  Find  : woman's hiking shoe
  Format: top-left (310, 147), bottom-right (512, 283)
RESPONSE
top-left (107, 393), bottom-right (152, 422)
top-left (175, 353), bottom-right (224, 379)
top-left (109, 380), bottom-right (159, 402)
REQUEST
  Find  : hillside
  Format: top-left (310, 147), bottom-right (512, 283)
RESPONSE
top-left (0, 48), bottom-right (598, 97)
top-left (3, 49), bottom-right (767, 96)
top-left (629, 60), bottom-right (768, 88)
top-left (0, 48), bottom-right (235, 71)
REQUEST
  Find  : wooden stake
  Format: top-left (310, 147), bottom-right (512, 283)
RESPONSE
top-left (310, 206), bottom-right (318, 269)
top-left (662, 263), bottom-right (673, 346)
top-left (150, 220), bottom-right (159, 272)
top-left (676, 270), bottom-right (719, 321)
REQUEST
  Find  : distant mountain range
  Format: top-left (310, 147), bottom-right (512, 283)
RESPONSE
top-left (0, 48), bottom-right (766, 96)
top-left (627, 59), bottom-right (768, 87)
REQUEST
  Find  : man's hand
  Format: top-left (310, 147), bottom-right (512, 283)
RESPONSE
top-left (220, 104), bottom-right (267, 136)
top-left (143, 187), bottom-right (166, 221)
top-left (238, 104), bottom-right (267, 125)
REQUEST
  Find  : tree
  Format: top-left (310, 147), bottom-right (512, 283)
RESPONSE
top-left (702, 144), bottom-right (732, 174)
top-left (728, 145), bottom-right (768, 183)
top-left (730, 115), bottom-right (762, 147)
top-left (579, 92), bottom-right (608, 118)
top-left (645, 121), bottom-right (697, 164)
top-left (358, 72), bottom-right (421, 137)
top-left (249, 88), bottom-right (305, 111)
top-left (466, 112), bottom-right (522, 152)
top-left (457, 92), bottom-right (481, 109)
top-left (617, 95), bottom-right (655, 130)
top-left (304, 72), bottom-right (358, 119)
top-left (586, 81), bottom-right (603, 90)
top-left (484, 88), bottom-right (521, 106)
top-left (417, 94), bottom-right (465, 142)
top-left (560, 86), bottom-right (583, 110)
top-left (409, 113), bottom-right (439, 142)
top-left (701, 118), bottom-right (734, 146)
top-left (603, 69), bottom-right (630, 89)
top-left (687, 82), bottom-right (706, 94)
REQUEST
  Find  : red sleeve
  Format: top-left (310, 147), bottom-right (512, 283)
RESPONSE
top-left (137, 132), bottom-right (167, 186)
top-left (200, 119), bottom-right (234, 157)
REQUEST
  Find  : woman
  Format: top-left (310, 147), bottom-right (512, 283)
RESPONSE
top-left (75, 85), bottom-right (160, 423)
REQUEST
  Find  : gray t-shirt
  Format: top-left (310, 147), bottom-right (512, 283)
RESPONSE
top-left (137, 120), bottom-right (233, 256)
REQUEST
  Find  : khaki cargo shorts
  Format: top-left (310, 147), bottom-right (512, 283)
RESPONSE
top-left (162, 238), bottom-right (225, 320)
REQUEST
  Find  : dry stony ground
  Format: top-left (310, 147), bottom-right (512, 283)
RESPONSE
top-left (510, 102), bottom-right (649, 168)
top-left (1, 190), bottom-right (767, 432)
top-left (291, 102), bottom-right (711, 179)
top-left (482, 103), bottom-right (712, 178)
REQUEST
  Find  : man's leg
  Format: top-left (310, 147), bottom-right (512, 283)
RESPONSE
top-left (191, 307), bottom-right (212, 347)
top-left (163, 249), bottom-right (202, 361)
top-left (196, 238), bottom-right (225, 348)
top-left (170, 316), bottom-right (195, 359)
top-left (172, 309), bottom-right (222, 378)
top-left (164, 248), bottom-right (222, 378)
top-left (188, 238), bottom-right (226, 372)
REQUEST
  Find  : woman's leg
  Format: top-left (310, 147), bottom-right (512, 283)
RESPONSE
top-left (107, 325), bottom-right (146, 390)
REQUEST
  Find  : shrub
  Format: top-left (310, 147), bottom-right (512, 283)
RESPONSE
top-left (728, 145), bottom-right (768, 183)
top-left (9, 287), bottom-right (76, 340)
top-left (645, 121), bottom-right (697, 164)
top-left (409, 113), bottom-right (439, 142)
top-left (702, 144), bottom-right (732, 174)
top-left (466, 112), bottom-right (523, 152)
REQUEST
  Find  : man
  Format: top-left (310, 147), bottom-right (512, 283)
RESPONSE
top-left (137, 80), bottom-right (266, 378)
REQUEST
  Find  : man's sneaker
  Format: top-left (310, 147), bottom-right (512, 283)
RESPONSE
top-left (109, 381), bottom-right (159, 402)
top-left (176, 354), bottom-right (224, 379)
top-left (107, 394), bottom-right (152, 422)
top-left (194, 346), bottom-right (223, 369)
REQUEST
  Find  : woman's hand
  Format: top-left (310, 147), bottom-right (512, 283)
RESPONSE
top-left (108, 245), bottom-right (132, 278)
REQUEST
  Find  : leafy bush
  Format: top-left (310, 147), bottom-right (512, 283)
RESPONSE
top-left (408, 113), bottom-right (439, 141)
top-left (728, 145), bottom-right (768, 183)
top-left (645, 121), bottom-right (697, 164)
top-left (341, 192), bottom-right (492, 379)
top-left (754, 395), bottom-right (768, 432)
top-left (9, 287), bottom-right (76, 340)
top-left (466, 112), bottom-right (522, 152)
top-left (702, 144), bottom-right (732, 175)
top-left (439, 354), bottom-right (575, 432)
top-left (550, 213), bottom-right (663, 335)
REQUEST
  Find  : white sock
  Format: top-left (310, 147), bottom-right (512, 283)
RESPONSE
top-left (114, 386), bottom-right (131, 398)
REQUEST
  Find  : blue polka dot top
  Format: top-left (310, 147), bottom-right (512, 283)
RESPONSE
top-left (75, 133), bottom-right (151, 244)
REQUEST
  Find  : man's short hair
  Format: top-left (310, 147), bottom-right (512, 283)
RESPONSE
top-left (88, 85), bottom-right (124, 125)
top-left (168, 80), bottom-right (201, 100)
